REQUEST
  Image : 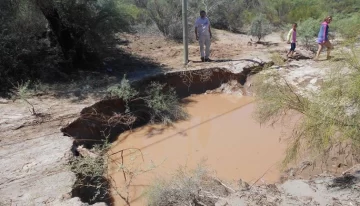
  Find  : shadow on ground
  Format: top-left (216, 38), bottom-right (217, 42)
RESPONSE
top-left (32, 48), bottom-right (166, 101)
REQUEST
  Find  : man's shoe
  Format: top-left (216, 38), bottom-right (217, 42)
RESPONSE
top-left (201, 57), bottom-right (205, 62)
top-left (205, 58), bottom-right (212, 62)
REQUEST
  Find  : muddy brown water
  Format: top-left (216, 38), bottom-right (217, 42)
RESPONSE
top-left (108, 94), bottom-right (290, 206)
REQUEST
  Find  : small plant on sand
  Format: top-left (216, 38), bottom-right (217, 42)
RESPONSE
top-left (10, 80), bottom-right (37, 115)
top-left (253, 48), bottom-right (360, 167)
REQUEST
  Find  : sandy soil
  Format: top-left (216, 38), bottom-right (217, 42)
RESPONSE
top-left (118, 30), bottom-right (285, 69)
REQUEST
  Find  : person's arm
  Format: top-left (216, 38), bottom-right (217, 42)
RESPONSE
top-left (325, 25), bottom-right (329, 41)
top-left (195, 19), bottom-right (199, 40)
top-left (322, 24), bottom-right (327, 43)
top-left (195, 27), bottom-right (198, 40)
top-left (287, 29), bottom-right (292, 43)
top-left (208, 20), bottom-right (212, 38)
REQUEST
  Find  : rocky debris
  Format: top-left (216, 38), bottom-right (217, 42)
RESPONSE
top-left (76, 145), bottom-right (99, 158)
top-left (216, 171), bottom-right (360, 206)
top-left (205, 80), bottom-right (244, 96)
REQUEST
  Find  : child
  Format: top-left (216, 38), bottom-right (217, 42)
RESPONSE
top-left (286, 23), bottom-right (297, 58)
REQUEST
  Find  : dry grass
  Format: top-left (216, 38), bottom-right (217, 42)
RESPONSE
top-left (253, 48), bottom-right (360, 167)
top-left (146, 162), bottom-right (233, 206)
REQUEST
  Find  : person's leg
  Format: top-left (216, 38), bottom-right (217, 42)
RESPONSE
top-left (199, 35), bottom-right (205, 61)
top-left (286, 50), bottom-right (291, 57)
top-left (287, 43), bottom-right (295, 58)
top-left (325, 41), bottom-right (333, 59)
top-left (290, 43), bottom-right (296, 57)
top-left (315, 44), bottom-right (323, 60)
top-left (205, 35), bottom-right (211, 61)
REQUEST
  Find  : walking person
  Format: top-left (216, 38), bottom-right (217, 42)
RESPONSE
top-left (286, 23), bottom-right (297, 58)
top-left (314, 16), bottom-right (333, 60)
top-left (195, 10), bottom-right (212, 62)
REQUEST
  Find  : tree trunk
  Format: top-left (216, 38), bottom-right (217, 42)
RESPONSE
top-left (35, 0), bottom-right (74, 60)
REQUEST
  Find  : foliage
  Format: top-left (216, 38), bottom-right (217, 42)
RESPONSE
top-left (270, 52), bottom-right (286, 66)
top-left (0, 0), bottom-right (135, 95)
top-left (249, 14), bottom-right (272, 41)
top-left (147, 0), bottom-right (183, 40)
top-left (332, 14), bottom-right (360, 39)
top-left (10, 81), bottom-right (37, 115)
top-left (210, 0), bottom-right (244, 32)
top-left (107, 76), bottom-right (188, 125)
top-left (253, 48), bottom-right (360, 166)
top-left (144, 82), bottom-right (188, 125)
top-left (297, 18), bottom-right (319, 50)
top-left (107, 75), bottom-right (139, 101)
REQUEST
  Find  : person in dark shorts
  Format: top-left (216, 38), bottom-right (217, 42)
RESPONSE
top-left (286, 23), bottom-right (297, 58)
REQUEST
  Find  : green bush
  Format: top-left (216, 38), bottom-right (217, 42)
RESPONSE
top-left (107, 75), bottom-right (139, 101)
top-left (253, 48), bottom-right (360, 166)
top-left (332, 14), bottom-right (360, 39)
top-left (210, 1), bottom-right (244, 32)
top-left (144, 82), bottom-right (188, 125)
top-left (297, 18), bottom-right (319, 50)
top-left (249, 14), bottom-right (272, 42)
top-left (147, 0), bottom-right (183, 41)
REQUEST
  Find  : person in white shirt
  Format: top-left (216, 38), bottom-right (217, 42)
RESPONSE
top-left (195, 11), bottom-right (212, 62)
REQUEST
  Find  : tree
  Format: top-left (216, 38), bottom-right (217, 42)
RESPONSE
top-left (249, 14), bottom-right (272, 42)
top-left (297, 18), bottom-right (319, 50)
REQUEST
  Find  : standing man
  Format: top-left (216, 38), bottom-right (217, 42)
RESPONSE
top-left (195, 10), bottom-right (212, 62)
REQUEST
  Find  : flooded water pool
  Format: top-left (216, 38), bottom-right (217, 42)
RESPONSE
top-left (108, 94), bottom-right (289, 206)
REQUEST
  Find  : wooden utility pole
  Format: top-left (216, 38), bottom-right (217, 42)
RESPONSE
top-left (182, 0), bottom-right (189, 65)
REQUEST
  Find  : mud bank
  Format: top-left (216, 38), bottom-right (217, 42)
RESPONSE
top-left (216, 172), bottom-right (360, 206)
top-left (61, 64), bottom-right (270, 204)
top-left (62, 65), bottom-right (270, 147)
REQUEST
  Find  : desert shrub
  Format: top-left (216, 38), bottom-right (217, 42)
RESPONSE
top-left (249, 14), bottom-right (272, 41)
top-left (297, 18), bottom-right (319, 50)
top-left (10, 81), bottom-right (38, 115)
top-left (147, 0), bottom-right (183, 41)
top-left (70, 142), bottom-right (111, 203)
top-left (319, 0), bottom-right (360, 14)
top-left (143, 82), bottom-right (188, 125)
top-left (107, 75), bottom-right (139, 101)
top-left (107, 76), bottom-right (188, 125)
top-left (332, 14), bottom-right (360, 39)
top-left (286, 0), bottom-right (320, 22)
top-left (146, 163), bottom-right (229, 206)
top-left (270, 52), bottom-right (286, 66)
top-left (253, 48), bottom-right (360, 166)
top-left (210, 1), bottom-right (244, 32)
